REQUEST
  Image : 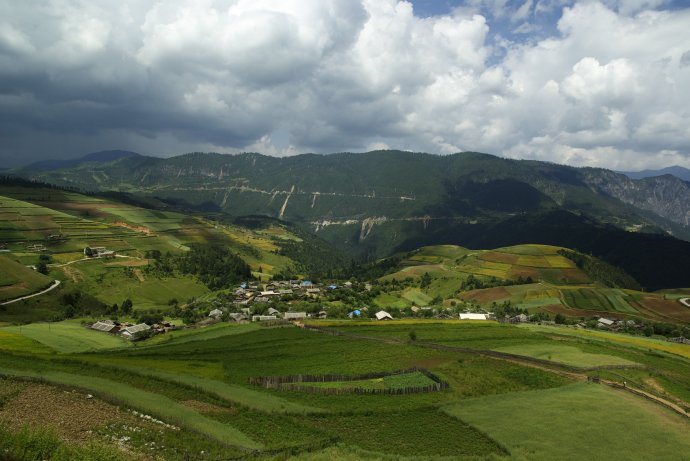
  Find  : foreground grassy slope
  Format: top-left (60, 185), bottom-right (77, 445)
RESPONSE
top-left (2, 320), bottom-right (690, 459)
top-left (446, 383), bottom-right (690, 461)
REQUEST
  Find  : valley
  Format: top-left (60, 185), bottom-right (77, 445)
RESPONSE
top-left (1, 152), bottom-right (690, 460)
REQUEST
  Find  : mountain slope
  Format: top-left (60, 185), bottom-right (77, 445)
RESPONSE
top-left (12, 150), bottom-right (690, 288)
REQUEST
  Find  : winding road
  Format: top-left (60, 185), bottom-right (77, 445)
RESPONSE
top-left (0, 279), bottom-right (61, 305)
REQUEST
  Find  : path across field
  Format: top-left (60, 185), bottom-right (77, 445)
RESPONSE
top-left (0, 280), bottom-right (60, 305)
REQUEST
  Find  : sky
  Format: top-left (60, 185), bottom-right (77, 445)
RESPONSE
top-left (0, 0), bottom-right (689, 170)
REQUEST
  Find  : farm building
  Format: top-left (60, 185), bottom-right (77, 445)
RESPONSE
top-left (315, 310), bottom-right (328, 319)
top-left (91, 320), bottom-right (120, 333)
top-left (460, 313), bottom-right (488, 320)
top-left (509, 314), bottom-right (529, 323)
top-left (284, 312), bottom-right (307, 320)
top-left (252, 315), bottom-right (278, 322)
top-left (598, 317), bottom-right (615, 327)
top-left (120, 323), bottom-right (151, 340)
top-left (228, 312), bottom-right (248, 322)
top-left (375, 311), bottom-right (393, 321)
top-left (267, 307), bottom-right (281, 316)
top-left (208, 308), bottom-right (224, 319)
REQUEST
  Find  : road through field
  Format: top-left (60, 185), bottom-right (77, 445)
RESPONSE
top-left (0, 280), bottom-right (60, 305)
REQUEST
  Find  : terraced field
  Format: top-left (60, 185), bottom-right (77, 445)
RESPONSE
top-left (0, 184), bottom-right (321, 316)
top-left (1, 318), bottom-right (689, 460)
top-left (378, 244), bottom-right (690, 323)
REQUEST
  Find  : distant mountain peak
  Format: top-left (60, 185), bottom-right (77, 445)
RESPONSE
top-left (20, 150), bottom-right (142, 171)
top-left (621, 166), bottom-right (690, 182)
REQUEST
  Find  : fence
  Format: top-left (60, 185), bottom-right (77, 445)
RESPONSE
top-left (249, 367), bottom-right (449, 395)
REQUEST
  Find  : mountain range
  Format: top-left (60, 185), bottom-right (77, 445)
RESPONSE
top-left (11, 149), bottom-right (690, 289)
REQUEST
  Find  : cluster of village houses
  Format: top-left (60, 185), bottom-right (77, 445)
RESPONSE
top-left (229, 279), bottom-right (351, 305)
top-left (87, 277), bottom-right (671, 342)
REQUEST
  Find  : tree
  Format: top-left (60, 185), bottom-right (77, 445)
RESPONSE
top-left (408, 330), bottom-right (417, 341)
top-left (36, 262), bottom-right (48, 275)
top-left (120, 298), bottom-right (133, 316)
top-left (84, 247), bottom-right (93, 257)
top-left (420, 272), bottom-right (432, 289)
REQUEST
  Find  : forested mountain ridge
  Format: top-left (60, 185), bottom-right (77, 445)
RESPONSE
top-left (12, 150), bottom-right (690, 289)
top-left (15, 150), bottom-right (690, 233)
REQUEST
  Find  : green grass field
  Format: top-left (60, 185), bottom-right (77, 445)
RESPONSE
top-left (0, 254), bottom-right (53, 302)
top-left (492, 344), bottom-right (638, 368)
top-left (1, 320), bottom-right (131, 353)
top-left (1, 320), bottom-right (690, 459)
top-left (446, 383), bottom-right (690, 460)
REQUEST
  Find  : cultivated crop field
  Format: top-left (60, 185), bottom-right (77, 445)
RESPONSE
top-left (2, 319), bottom-right (688, 460)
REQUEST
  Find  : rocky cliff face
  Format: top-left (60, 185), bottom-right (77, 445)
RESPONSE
top-left (582, 169), bottom-right (690, 226)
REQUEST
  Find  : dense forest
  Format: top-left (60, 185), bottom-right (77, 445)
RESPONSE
top-left (557, 249), bottom-right (642, 290)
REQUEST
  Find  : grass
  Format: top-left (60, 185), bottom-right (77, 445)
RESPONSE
top-left (1, 319), bottom-right (690, 459)
top-left (141, 322), bottom-right (260, 346)
top-left (520, 324), bottom-right (690, 360)
top-left (0, 254), bottom-right (53, 302)
top-left (308, 408), bottom-right (507, 458)
top-left (492, 344), bottom-right (638, 368)
top-left (90, 363), bottom-right (323, 414)
top-left (445, 383), bottom-right (690, 461)
top-left (0, 330), bottom-right (54, 354)
top-left (1, 320), bottom-right (131, 353)
top-left (562, 287), bottom-right (637, 313)
top-left (66, 259), bottom-right (210, 310)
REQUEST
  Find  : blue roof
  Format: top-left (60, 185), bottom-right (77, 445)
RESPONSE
top-left (301, 280), bottom-right (312, 286)
top-left (328, 284), bottom-right (337, 289)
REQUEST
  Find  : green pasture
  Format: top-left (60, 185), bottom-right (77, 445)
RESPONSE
top-left (0, 330), bottom-right (54, 354)
top-left (1, 320), bottom-right (131, 353)
top-left (400, 288), bottom-right (433, 306)
top-left (68, 259), bottom-right (209, 309)
top-left (373, 292), bottom-right (410, 308)
top-left (492, 344), bottom-right (638, 368)
top-left (562, 287), bottom-right (638, 313)
top-left (520, 324), bottom-right (690, 360)
top-left (0, 254), bottom-right (53, 302)
top-left (76, 360), bottom-right (322, 414)
top-left (142, 322), bottom-right (259, 346)
top-left (446, 383), bottom-right (690, 461)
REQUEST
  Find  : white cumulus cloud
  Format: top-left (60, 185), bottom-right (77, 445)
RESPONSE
top-left (0, 0), bottom-right (688, 170)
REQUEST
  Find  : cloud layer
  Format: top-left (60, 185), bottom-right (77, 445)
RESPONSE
top-left (0, 0), bottom-right (688, 169)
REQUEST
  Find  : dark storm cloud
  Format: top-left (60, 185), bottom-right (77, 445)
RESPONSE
top-left (0, 0), bottom-right (688, 169)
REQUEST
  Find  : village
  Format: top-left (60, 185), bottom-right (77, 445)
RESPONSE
top-left (86, 276), bottom-right (667, 343)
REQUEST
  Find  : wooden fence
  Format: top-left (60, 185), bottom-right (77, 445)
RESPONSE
top-left (249, 367), bottom-right (449, 395)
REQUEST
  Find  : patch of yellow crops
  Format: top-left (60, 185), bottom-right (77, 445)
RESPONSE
top-left (545, 255), bottom-right (574, 268)
top-left (516, 256), bottom-right (551, 267)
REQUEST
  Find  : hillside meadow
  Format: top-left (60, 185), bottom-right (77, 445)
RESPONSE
top-left (1, 319), bottom-right (689, 460)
